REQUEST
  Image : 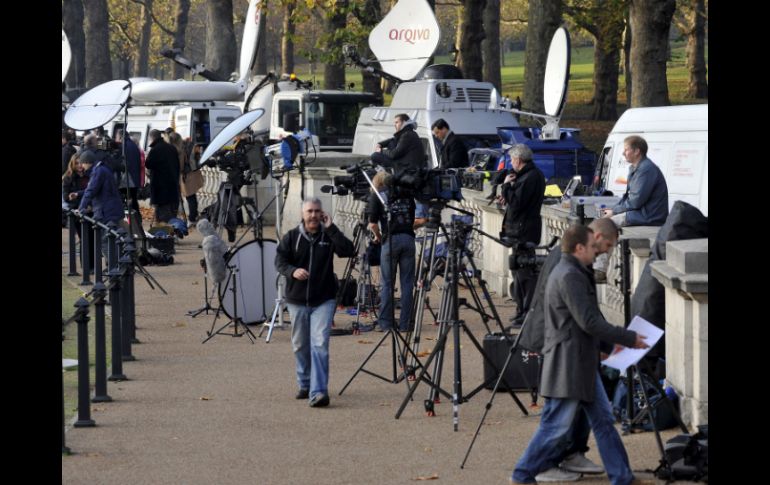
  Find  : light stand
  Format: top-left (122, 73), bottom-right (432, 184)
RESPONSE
top-left (202, 263), bottom-right (257, 344)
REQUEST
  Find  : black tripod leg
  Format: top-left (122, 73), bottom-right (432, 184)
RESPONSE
top-left (339, 329), bottom-right (395, 395)
top-left (395, 322), bottom-right (451, 419)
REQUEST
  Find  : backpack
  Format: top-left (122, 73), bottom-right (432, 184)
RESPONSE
top-left (655, 425), bottom-right (708, 481)
top-left (611, 371), bottom-right (678, 432)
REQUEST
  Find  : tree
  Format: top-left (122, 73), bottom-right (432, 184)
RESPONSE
top-left (622, 10), bottom-right (632, 104)
top-left (83, 0), bottom-right (113, 87)
top-left (629, 0), bottom-right (676, 107)
top-left (456, 0), bottom-right (487, 82)
top-left (204, 0), bottom-right (237, 81)
top-left (322, 0), bottom-right (349, 90)
top-left (482, 0), bottom-right (502, 91)
top-left (673, 0), bottom-right (707, 98)
top-left (133, 0), bottom-right (154, 77)
top-left (565, 0), bottom-right (625, 120)
top-left (63, 0), bottom-right (87, 94)
top-left (351, 0), bottom-right (383, 99)
top-left (281, 0), bottom-right (297, 75)
top-left (523, 0), bottom-right (562, 114)
top-left (171, 0), bottom-right (191, 79)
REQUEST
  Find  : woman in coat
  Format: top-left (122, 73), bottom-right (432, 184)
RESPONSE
top-left (168, 132), bottom-right (204, 223)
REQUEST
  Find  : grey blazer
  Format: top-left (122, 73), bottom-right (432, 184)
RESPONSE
top-left (540, 254), bottom-right (637, 402)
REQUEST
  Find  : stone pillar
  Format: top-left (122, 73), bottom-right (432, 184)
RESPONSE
top-left (651, 238), bottom-right (708, 428)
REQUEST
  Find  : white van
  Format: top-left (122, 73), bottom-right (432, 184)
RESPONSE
top-left (597, 104), bottom-right (708, 215)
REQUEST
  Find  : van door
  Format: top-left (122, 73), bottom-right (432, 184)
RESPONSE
top-left (665, 141), bottom-right (708, 212)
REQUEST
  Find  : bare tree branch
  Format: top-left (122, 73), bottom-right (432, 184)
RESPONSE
top-left (129, 0), bottom-right (176, 36)
top-left (108, 9), bottom-right (139, 46)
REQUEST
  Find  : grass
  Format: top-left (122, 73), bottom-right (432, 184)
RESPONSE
top-left (290, 42), bottom-right (707, 154)
top-left (62, 274), bottom-right (113, 423)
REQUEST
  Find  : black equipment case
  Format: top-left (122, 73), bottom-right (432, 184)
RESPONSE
top-left (482, 333), bottom-right (542, 391)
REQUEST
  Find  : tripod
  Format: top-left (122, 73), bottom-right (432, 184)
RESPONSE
top-left (395, 218), bottom-right (529, 430)
top-left (186, 258), bottom-right (219, 318)
top-left (202, 263), bottom-right (257, 344)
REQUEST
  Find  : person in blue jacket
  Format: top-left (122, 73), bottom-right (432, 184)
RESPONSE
top-left (78, 150), bottom-right (126, 259)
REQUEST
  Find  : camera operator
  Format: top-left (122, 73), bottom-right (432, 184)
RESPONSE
top-left (497, 144), bottom-right (545, 326)
top-left (515, 218), bottom-right (619, 481)
top-left (371, 114), bottom-right (425, 174)
top-left (367, 171), bottom-right (416, 332)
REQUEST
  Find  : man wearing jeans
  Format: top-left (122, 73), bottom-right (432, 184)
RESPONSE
top-left (367, 171), bottom-right (416, 332)
top-left (276, 198), bottom-right (355, 407)
top-left (512, 225), bottom-right (648, 484)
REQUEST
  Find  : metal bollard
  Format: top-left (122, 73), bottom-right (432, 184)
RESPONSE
top-left (124, 241), bottom-right (140, 344)
top-left (67, 212), bottom-right (79, 277)
top-left (91, 276), bottom-right (112, 403)
top-left (73, 298), bottom-right (95, 427)
top-left (79, 219), bottom-right (93, 286)
top-left (62, 324), bottom-right (71, 455)
top-left (107, 228), bottom-right (127, 381)
top-left (92, 224), bottom-right (104, 283)
top-left (117, 231), bottom-right (135, 362)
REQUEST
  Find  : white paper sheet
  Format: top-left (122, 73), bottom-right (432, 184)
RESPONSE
top-left (600, 315), bottom-right (664, 373)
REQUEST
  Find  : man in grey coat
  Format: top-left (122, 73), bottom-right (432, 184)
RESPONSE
top-left (512, 224), bottom-right (648, 485)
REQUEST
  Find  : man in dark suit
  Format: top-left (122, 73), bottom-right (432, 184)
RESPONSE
top-left (511, 224), bottom-right (648, 485)
top-left (431, 118), bottom-right (469, 169)
top-left (144, 129), bottom-right (180, 222)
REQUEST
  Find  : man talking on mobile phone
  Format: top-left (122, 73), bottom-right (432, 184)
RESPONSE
top-left (275, 197), bottom-right (355, 407)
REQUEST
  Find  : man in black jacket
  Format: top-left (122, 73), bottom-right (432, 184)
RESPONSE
top-left (497, 144), bottom-right (545, 325)
top-left (144, 129), bottom-right (180, 222)
top-left (371, 113), bottom-right (425, 174)
top-left (431, 118), bottom-right (469, 169)
top-left (275, 198), bottom-right (355, 407)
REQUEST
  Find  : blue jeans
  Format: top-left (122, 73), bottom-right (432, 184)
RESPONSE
top-left (287, 299), bottom-right (336, 399)
top-left (513, 373), bottom-right (634, 485)
top-left (378, 233), bottom-right (415, 331)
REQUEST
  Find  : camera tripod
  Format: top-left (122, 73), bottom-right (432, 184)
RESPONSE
top-left (202, 263), bottom-right (257, 344)
top-left (186, 258), bottom-right (221, 318)
top-left (395, 216), bottom-right (529, 430)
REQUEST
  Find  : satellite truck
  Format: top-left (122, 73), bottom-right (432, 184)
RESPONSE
top-left (341, 0), bottom-right (596, 188)
top-left (68, 0), bottom-right (380, 154)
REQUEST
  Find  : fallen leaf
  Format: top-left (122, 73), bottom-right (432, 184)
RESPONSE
top-left (416, 350), bottom-right (431, 357)
top-left (412, 473), bottom-right (439, 481)
top-left (357, 340), bottom-right (373, 344)
top-left (424, 447), bottom-right (432, 453)
top-left (483, 421), bottom-right (502, 426)
top-left (172, 322), bottom-right (187, 328)
top-left (199, 396), bottom-right (212, 401)
top-left (92, 406), bottom-right (105, 412)
top-left (379, 402), bottom-right (389, 406)
top-left (84, 452), bottom-right (102, 458)
top-left (425, 337), bottom-right (435, 341)
top-left (192, 281), bottom-right (199, 286)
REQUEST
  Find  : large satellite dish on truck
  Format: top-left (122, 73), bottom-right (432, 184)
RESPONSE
top-left (368, 0), bottom-right (440, 81)
top-left (64, 80), bottom-right (131, 131)
top-left (62, 30), bottom-right (71, 83)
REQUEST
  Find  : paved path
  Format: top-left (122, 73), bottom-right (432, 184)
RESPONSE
top-left (62, 224), bottom-right (689, 484)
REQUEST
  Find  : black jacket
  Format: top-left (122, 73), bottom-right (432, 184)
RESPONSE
top-left (501, 162), bottom-right (545, 244)
top-left (275, 223), bottom-right (356, 306)
top-left (371, 121), bottom-right (425, 173)
top-left (368, 190), bottom-right (415, 239)
top-left (439, 132), bottom-right (469, 169)
top-left (144, 138), bottom-right (180, 205)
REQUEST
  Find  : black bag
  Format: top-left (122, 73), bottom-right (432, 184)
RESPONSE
top-left (655, 425), bottom-right (708, 481)
top-left (611, 371), bottom-right (678, 432)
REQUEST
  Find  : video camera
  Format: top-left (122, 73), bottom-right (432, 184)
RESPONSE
top-left (501, 236), bottom-right (559, 272)
top-left (392, 167), bottom-right (464, 203)
top-left (321, 161), bottom-right (376, 201)
top-left (204, 136), bottom-right (269, 182)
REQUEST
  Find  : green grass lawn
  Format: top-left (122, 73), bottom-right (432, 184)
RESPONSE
top-left (62, 275), bottom-right (112, 423)
top-left (291, 42), bottom-right (707, 154)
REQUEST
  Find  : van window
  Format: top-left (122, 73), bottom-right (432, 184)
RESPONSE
top-left (278, 99), bottom-right (300, 129)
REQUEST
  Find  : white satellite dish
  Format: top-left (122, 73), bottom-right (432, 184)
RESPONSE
top-left (64, 80), bottom-right (131, 130)
top-left (239, 0), bottom-right (262, 81)
top-left (199, 109), bottom-right (266, 166)
top-left (368, 0), bottom-right (440, 81)
top-left (62, 30), bottom-right (71, 83)
top-left (543, 27), bottom-right (570, 118)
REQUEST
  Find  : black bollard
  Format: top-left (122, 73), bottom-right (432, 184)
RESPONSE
top-left (73, 298), bottom-right (95, 427)
top-left (117, 230), bottom-right (135, 362)
top-left (67, 212), bottom-right (79, 277)
top-left (91, 276), bottom-right (112, 403)
top-left (79, 219), bottom-right (93, 286)
top-left (92, 225), bottom-right (104, 283)
top-left (62, 326), bottom-right (71, 455)
top-left (107, 229), bottom-right (127, 381)
top-left (124, 241), bottom-right (140, 344)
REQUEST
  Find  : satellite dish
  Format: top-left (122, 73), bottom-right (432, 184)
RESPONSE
top-left (198, 109), bottom-right (266, 168)
top-left (64, 79), bottom-right (131, 131)
top-left (543, 27), bottom-right (570, 118)
top-left (239, 0), bottom-right (262, 82)
top-left (62, 30), bottom-right (71, 83)
top-left (368, 0), bottom-right (440, 81)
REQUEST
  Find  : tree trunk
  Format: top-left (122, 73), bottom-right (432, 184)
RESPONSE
top-left (358, 0), bottom-right (383, 99)
top-left (591, 34), bottom-right (621, 120)
top-left (82, 0), bottom-right (112, 87)
top-left (205, 0), bottom-right (237, 81)
top-left (456, 0), bottom-right (487, 82)
top-left (623, 12), bottom-right (632, 105)
top-left (323, 0), bottom-right (347, 90)
top-left (63, 0), bottom-right (86, 94)
top-left (133, 0), bottom-right (153, 77)
top-left (629, 0), bottom-right (676, 107)
top-left (281, 1), bottom-right (296, 75)
top-left (686, 0), bottom-right (708, 98)
top-left (172, 0), bottom-right (191, 80)
top-left (523, 0), bottom-right (562, 114)
top-left (482, 0), bottom-right (502, 92)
